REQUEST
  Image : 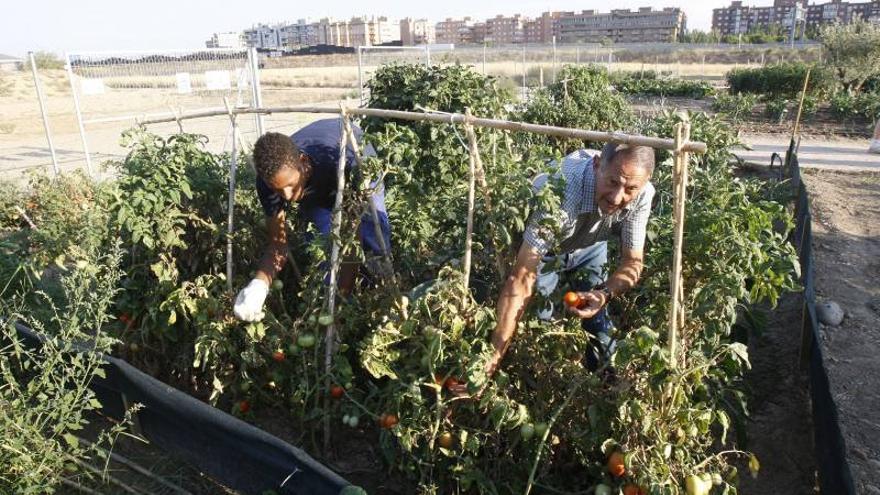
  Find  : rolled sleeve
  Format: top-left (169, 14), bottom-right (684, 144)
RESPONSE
top-left (620, 183), bottom-right (654, 250)
top-left (522, 172), bottom-right (554, 256)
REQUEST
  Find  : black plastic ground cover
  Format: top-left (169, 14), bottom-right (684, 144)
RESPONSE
top-left (788, 150), bottom-right (856, 495)
top-left (12, 322), bottom-right (353, 495)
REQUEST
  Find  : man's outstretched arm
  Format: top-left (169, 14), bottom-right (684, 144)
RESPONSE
top-left (485, 242), bottom-right (543, 376)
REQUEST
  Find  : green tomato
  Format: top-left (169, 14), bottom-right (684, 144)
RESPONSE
top-left (288, 343), bottom-right (300, 354)
top-left (297, 333), bottom-right (316, 348)
top-left (348, 415), bottom-right (359, 428)
top-left (342, 414), bottom-right (351, 425)
top-left (685, 475), bottom-right (711, 495)
top-left (239, 381), bottom-right (251, 392)
top-left (271, 279), bottom-right (283, 290)
top-left (520, 423), bottom-right (535, 441)
top-left (534, 422), bottom-right (549, 438)
top-left (307, 315), bottom-right (317, 324)
top-left (318, 313), bottom-right (334, 326)
top-left (595, 484), bottom-right (612, 495)
top-left (711, 473), bottom-right (723, 486)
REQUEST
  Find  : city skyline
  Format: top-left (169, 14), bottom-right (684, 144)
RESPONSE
top-left (5, 0), bottom-right (735, 57)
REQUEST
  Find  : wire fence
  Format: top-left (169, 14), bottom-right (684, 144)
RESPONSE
top-left (1, 41), bottom-right (822, 181)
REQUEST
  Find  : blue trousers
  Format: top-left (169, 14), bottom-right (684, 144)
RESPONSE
top-left (536, 242), bottom-right (616, 371)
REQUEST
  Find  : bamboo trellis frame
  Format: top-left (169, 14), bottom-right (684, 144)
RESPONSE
top-left (139, 104), bottom-right (703, 448)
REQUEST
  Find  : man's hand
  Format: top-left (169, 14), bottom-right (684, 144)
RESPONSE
top-left (234, 279), bottom-right (269, 321)
top-left (565, 290), bottom-right (607, 319)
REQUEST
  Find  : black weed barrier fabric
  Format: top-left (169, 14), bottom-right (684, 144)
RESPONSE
top-left (12, 322), bottom-right (353, 495)
top-left (788, 150), bottom-right (856, 495)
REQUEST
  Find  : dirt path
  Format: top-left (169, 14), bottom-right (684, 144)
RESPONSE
top-left (739, 292), bottom-right (817, 495)
top-left (803, 169), bottom-right (880, 493)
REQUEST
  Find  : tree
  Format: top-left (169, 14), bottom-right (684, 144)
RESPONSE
top-left (821, 19), bottom-right (880, 93)
top-left (31, 51), bottom-right (65, 70)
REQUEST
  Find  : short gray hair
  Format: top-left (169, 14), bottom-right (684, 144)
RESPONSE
top-left (599, 143), bottom-right (655, 174)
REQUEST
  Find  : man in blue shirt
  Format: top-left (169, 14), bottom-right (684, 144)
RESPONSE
top-left (233, 118), bottom-right (391, 322)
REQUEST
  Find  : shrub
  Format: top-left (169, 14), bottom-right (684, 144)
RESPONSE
top-left (712, 93), bottom-right (759, 121)
top-left (612, 73), bottom-right (715, 99)
top-left (519, 64), bottom-right (635, 153)
top-left (764, 97), bottom-right (791, 122)
top-left (726, 63), bottom-right (835, 99)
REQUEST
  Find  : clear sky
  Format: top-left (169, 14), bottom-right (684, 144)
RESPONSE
top-left (2, 0), bottom-right (745, 57)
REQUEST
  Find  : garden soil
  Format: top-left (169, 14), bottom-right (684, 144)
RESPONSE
top-left (802, 169), bottom-right (880, 494)
top-left (738, 291), bottom-right (817, 495)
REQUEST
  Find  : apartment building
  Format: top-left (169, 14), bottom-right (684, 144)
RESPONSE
top-left (713, 0), bottom-right (879, 36)
top-left (205, 32), bottom-right (246, 49)
top-left (435, 17), bottom-right (474, 44)
top-left (557, 7), bottom-right (686, 43)
top-left (484, 14), bottom-right (526, 44)
top-left (243, 24), bottom-right (282, 49)
top-left (278, 20), bottom-right (319, 48)
top-left (524, 11), bottom-right (563, 44)
top-left (401, 18), bottom-right (436, 45)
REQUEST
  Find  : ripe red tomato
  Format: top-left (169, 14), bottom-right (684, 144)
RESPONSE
top-left (238, 400), bottom-right (251, 414)
top-left (119, 313), bottom-right (131, 324)
top-left (272, 350), bottom-right (286, 362)
top-left (443, 377), bottom-right (462, 390)
top-left (607, 451), bottom-right (626, 477)
top-left (379, 413), bottom-right (399, 429)
top-left (330, 385), bottom-right (345, 399)
top-left (563, 291), bottom-right (585, 309)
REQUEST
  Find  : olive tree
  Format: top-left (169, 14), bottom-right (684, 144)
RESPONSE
top-left (821, 19), bottom-right (880, 93)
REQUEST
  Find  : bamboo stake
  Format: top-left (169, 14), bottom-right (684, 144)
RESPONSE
top-left (68, 456), bottom-right (149, 495)
top-left (340, 117), bottom-right (397, 287)
top-left (668, 118), bottom-right (691, 366)
top-left (462, 110), bottom-right (478, 302)
top-left (76, 437), bottom-right (193, 495)
top-left (223, 97), bottom-right (238, 293)
top-left (790, 67), bottom-right (811, 149)
top-left (59, 478), bottom-right (105, 495)
top-left (137, 106), bottom-right (707, 154)
top-left (463, 120), bottom-right (505, 281)
top-left (323, 105), bottom-right (349, 453)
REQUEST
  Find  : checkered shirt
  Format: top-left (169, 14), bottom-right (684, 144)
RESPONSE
top-left (522, 149), bottom-right (655, 256)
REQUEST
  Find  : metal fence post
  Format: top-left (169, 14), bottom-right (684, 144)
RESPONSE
top-left (29, 52), bottom-right (59, 177)
top-left (357, 46), bottom-right (364, 104)
top-left (425, 45), bottom-right (431, 66)
top-left (64, 52), bottom-right (93, 176)
top-left (247, 47), bottom-right (264, 136)
top-left (521, 45), bottom-right (526, 101)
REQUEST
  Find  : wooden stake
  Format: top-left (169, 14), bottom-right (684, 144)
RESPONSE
top-left (340, 117), bottom-right (397, 288)
top-left (323, 105), bottom-right (349, 453)
top-left (668, 117), bottom-right (691, 365)
top-left (791, 67), bottom-right (811, 146)
top-left (462, 109), bottom-right (478, 302)
top-left (223, 97), bottom-right (238, 293)
top-left (463, 121), bottom-right (506, 281)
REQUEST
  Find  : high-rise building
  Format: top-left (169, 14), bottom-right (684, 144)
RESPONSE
top-left (435, 17), bottom-right (474, 44)
top-left (401, 18), bottom-right (436, 45)
top-left (556, 7), bottom-right (686, 43)
top-left (484, 14), bottom-right (526, 44)
top-left (712, 0), bottom-right (879, 36)
top-left (205, 32), bottom-right (246, 49)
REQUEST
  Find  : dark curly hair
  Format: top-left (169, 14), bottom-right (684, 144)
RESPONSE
top-left (253, 132), bottom-right (302, 180)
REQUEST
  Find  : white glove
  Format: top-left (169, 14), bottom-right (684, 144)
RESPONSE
top-left (234, 279), bottom-right (269, 322)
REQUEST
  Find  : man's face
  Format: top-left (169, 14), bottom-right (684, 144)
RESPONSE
top-left (266, 156), bottom-right (310, 202)
top-left (593, 155), bottom-right (651, 215)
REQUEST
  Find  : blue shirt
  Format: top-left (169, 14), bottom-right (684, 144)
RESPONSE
top-left (255, 118), bottom-right (391, 256)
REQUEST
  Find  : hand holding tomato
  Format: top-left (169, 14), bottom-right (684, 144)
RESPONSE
top-left (564, 290), bottom-right (606, 319)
